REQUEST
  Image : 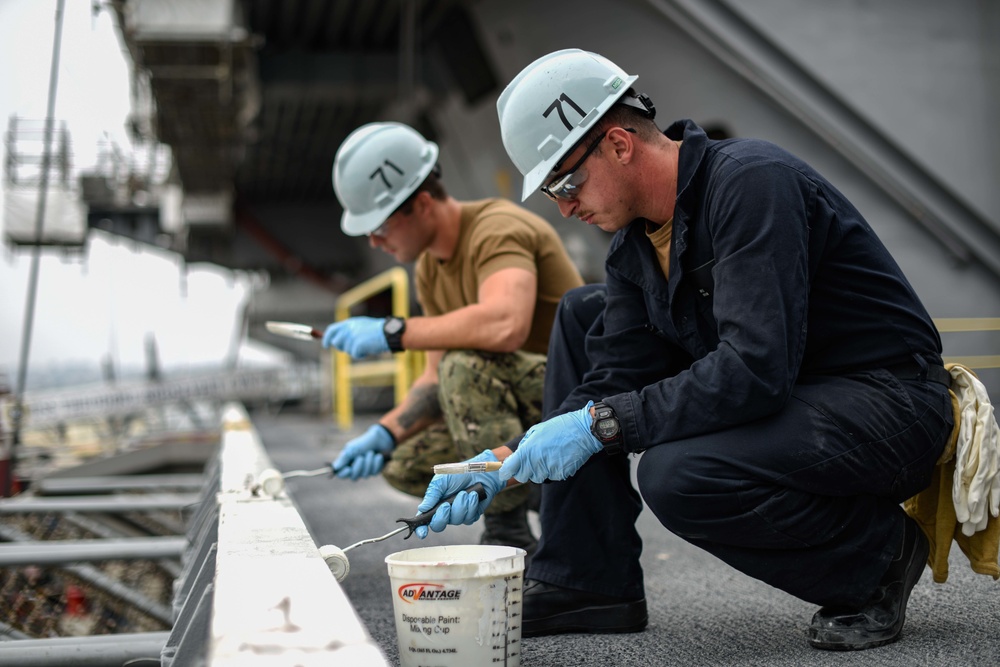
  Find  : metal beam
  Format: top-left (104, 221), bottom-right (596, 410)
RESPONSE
top-left (0, 493), bottom-right (199, 514)
top-left (5, 0), bottom-right (66, 499)
top-left (0, 621), bottom-right (29, 641)
top-left (258, 51), bottom-right (445, 103)
top-left (0, 632), bottom-right (169, 667)
top-left (59, 512), bottom-right (183, 577)
top-left (62, 561), bottom-right (174, 625)
top-left (35, 473), bottom-right (206, 495)
top-left (0, 537), bottom-right (186, 567)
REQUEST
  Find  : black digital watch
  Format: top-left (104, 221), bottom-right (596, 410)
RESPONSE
top-left (383, 317), bottom-right (406, 352)
top-left (590, 401), bottom-right (623, 455)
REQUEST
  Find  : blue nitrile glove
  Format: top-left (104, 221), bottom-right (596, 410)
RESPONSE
top-left (321, 317), bottom-right (390, 359)
top-left (498, 401), bottom-right (601, 484)
top-left (414, 450), bottom-right (506, 539)
top-left (331, 424), bottom-right (395, 481)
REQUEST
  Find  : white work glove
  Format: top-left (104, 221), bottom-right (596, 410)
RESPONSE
top-left (949, 364), bottom-right (1000, 536)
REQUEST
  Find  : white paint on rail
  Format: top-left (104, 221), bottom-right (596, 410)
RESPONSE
top-left (209, 403), bottom-right (388, 666)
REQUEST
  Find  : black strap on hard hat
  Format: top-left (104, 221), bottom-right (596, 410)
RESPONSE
top-left (621, 90), bottom-right (656, 120)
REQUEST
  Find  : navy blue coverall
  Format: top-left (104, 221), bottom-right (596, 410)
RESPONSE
top-left (530, 120), bottom-right (954, 608)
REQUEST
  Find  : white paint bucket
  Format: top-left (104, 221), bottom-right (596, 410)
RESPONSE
top-left (385, 544), bottom-right (525, 667)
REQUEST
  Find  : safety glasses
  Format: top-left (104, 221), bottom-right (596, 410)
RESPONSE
top-left (368, 218), bottom-right (393, 239)
top-left (369, 210), bottom-right (407, 239)
top-left (540, 131), bottom-right (607, 202)
top-left (540, 128), bottom-right (634, 202)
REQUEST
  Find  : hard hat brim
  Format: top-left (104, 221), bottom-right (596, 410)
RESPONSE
top-left (341, 208), bottom-right (387, 237)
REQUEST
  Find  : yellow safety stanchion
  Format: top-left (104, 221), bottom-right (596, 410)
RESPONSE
top-left (332, 267), bottom-right (426, 430)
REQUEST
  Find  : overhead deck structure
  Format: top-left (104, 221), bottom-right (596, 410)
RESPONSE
top-left (91, 0), bottom-right (1000, 374)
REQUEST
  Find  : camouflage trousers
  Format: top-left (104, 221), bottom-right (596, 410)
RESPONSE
top-left (382, 349), bottom-right (545, 514)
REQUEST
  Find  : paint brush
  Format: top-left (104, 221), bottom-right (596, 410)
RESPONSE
top-left (433, 461), bottom-right (504, 475)
top-left (265, 321), bottom-right (322, 341)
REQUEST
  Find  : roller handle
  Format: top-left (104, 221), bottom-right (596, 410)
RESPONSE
top-left (395, 482), bottom-right (487, 539)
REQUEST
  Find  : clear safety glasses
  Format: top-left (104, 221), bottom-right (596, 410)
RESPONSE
top-left (368, 219), bottom-right (392, 239)
top-left (540, 128), bottom-right (634, 202)
top-left (540, 131), bottom-right (607, 202)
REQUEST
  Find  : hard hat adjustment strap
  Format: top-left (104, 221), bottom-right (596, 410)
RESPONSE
top-left (621, 91), bottom-right (656, 119)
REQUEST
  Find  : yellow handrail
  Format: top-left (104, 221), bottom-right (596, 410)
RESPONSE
top-left (333, 267), bottom-right (425, 430)
top-left (934, 318), bottom-right (1000, 370)
top-left (933, 318), bottom-right (1000, 333)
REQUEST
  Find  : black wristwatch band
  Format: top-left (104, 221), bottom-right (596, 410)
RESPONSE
top-left (375, 423), bottom-right (398, 448)
top-left (590, 401), bottom-right (624, 455)
top-left (383, 317), bottom-right (406, 352)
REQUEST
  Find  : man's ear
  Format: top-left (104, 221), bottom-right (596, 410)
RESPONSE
top-left (411, 190), bottom-right (433, 216)
top-left (607, 127), bottom-right (635, 164)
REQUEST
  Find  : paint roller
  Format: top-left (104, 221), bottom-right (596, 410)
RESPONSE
top-left (252, 467), bottom-right (330, 497)
top-left (319, 483), bottom-right (487, 582)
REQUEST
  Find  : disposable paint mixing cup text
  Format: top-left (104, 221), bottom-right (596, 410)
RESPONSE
top-left (385, 544), bottom-right (525, 667)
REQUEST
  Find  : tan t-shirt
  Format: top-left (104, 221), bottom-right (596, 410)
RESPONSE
top-left (646, 218), bottom-right (674, 279)
top-left (415, 199), bottom-right (584, 355)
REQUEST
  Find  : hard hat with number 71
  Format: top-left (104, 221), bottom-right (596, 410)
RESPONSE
top-left (332, 122), bottom-right (440, 236)
top-left (497, 49), bottom-right (639, 202)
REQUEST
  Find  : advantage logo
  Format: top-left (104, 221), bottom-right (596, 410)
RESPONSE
top-left (397, 582), bottom-right (463, 604)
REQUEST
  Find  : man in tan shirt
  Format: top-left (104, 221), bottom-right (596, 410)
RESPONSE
top-left (321, 122), bottom-right (583, 553)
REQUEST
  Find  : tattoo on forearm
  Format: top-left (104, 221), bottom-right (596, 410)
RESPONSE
top-left (398, 384), bottom-right (442, 429)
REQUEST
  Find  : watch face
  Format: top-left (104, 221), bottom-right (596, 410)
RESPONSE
top-left (385, 318), bottom-right (403, 334)
top-left (595, 417), bottom-right (619, 440)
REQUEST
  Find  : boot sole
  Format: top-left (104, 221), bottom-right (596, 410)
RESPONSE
top-left (523, 599), bottom-right (648, 637)
top-left (807, 529), bottom-right (930, 651)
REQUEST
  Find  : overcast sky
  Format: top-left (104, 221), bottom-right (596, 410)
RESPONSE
top-left (0, 1), bottom-right (282, 387)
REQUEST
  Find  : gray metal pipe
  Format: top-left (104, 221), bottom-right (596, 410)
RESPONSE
top-left (36, 474), bottom-right (205, 495)
top-left (0, 493), bottom-right (199, 513)
top-left (0, 620), bottom-right (30, 641)
top-left (0, 632), bottom-right (168, 667)
top-left (5, 0), bottom-right (66, 499)
top-left (0, 537), bottom-right (186, 566)
top-left (62, 562), bottom-right (173, 625)
top-left (59, 513), bottom-right (182, 578)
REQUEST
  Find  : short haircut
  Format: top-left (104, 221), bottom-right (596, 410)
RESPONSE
top-left (568, 92), bottom-right (661, 158)
top-left (394, 165), bottom-right (447, 216)
top-left (596, 102), bottom-right (661, 142)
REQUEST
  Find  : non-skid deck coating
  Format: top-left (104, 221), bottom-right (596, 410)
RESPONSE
top-left (254, 411), bottom-right (1000, 667)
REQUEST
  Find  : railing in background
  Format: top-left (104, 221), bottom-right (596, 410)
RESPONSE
top-left (332, 267), bottom-right (425, 430)
top-left (0, 403), bottom-right (389, 665)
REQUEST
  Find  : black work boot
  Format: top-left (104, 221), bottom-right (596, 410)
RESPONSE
top-left (522, 579), bottom-right (648, 637)
top-left (806, 517), bottom-right (929, 650)
top-left (480, 504), bottom-right (538, 558)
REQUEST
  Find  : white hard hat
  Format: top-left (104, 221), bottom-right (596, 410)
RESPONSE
top-left (497, 49), bottom-right (639, 201)
top-left (332, 122), bottom-right (440, 236)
